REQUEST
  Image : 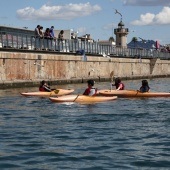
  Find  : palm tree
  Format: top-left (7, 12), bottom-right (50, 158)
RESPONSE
top-left (132, 37), bottom-right (138, 47)
top-left (109, 36), bottom-right (115, 42)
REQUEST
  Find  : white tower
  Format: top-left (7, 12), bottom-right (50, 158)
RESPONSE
top-left (114, 20), bottom-right (129, 48)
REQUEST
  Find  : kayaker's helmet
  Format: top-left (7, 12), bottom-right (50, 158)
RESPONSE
top-left (87, 79), bottom-right (95, 86)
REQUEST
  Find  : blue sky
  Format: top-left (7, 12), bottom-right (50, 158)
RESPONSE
top-left (1, 0), bottom-right (170, 44)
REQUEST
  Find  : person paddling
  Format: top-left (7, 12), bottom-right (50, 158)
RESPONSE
top-left (39, 80), bottom-right (52, 92)
top-left (139, 80), bottom-right (150, 92)
top-left (83, 80), bottom-right (97, 96)
top-left (112, 77), bottom-right (125, 90)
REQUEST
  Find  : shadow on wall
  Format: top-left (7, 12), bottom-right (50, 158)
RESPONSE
top-left (150, 58), bottom-right (157, 75)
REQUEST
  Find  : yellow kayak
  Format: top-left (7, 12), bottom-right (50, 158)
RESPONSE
top-left (21, 89), bottom-right (74, 97)
top-left (99, 90), bottom-right (170, 97)
top-left (49, 95), bottom-right (117, 103)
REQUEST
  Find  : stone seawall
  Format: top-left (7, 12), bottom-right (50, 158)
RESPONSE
top-left (0, 50), bottom-right (170, 89)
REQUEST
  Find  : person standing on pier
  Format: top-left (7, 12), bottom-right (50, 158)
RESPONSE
top-left (50, 26), bottom-right (56, 39)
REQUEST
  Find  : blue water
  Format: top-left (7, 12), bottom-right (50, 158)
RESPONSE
top-left (0, 78), bottom-right (170, 170)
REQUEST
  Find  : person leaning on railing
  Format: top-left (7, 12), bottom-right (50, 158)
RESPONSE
top-left (34, 25), bottom-right (43, 50)
top-left (50, 26), bottom-right (56, 40)
top-left (39, 26), bottom-right (44, 38)
top-left (58, 30), bottom-right (64, 42)
top-left (43, 28), bottom-right (54, 50)
top-left (35, 25), bottom-right (42, 38)
top-left (44, 28), bottom-right (52, 39)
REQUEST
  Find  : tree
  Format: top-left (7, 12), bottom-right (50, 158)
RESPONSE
top-left (132, 37), bottom-right (138, 47)
top-left (109, 36), bottom-right (115, 42)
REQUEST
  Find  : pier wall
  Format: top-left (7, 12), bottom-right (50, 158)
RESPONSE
top-left (0, 50), bottom-right (170, 88)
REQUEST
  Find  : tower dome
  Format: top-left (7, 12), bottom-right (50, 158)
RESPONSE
top-left (118, 21), bottom-right (124, 27)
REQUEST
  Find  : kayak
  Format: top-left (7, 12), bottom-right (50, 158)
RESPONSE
top-left (99, 89), bottom-right (170, 98)
top-left (21, 89), bottom-right (74, 97)
top-left (49, 95), bottom-right (117, 103)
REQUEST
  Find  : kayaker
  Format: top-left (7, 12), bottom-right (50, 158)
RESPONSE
top-left (39, 80), bottom-right (52, 92)
top-left (139, 80), bottom-right (150, 92)
top-left (83, 79), bottom-right (97, 96)
top-left (112, 77), bottom-right (125, 90)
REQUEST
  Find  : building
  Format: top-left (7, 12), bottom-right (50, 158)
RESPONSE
top-left (0, 25), bottom-right (34, 35)
top-left (78, 34), bottom-right (93, 42)
top-left (54, 29), bottom-right (78, 40)
top-left (0, 25), bottom-right (34, 49)
top-left (97, 40), bottom-right (116, 46)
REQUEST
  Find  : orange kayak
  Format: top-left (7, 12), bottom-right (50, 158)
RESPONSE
top-left (49, 95), bottom-right (117, 103)
top-left (21, 89), bottom-right (74, 97)
top-left (99, 89), bottom-right (170, 98)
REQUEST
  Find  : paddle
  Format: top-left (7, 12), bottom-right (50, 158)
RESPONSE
top-left (110, 71), bottom-right (114, 91)
top-left (73, 94), bottom-right (79, 102)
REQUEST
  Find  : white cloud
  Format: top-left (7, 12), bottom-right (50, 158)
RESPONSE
top-left (131, 7), bottom-right (170, 25)
top-left (16, 3), bottom-right (102, 21)
top-left (123, 0), bottom-right (170, 6)
top-left (77, 27), bottom-right (87, 33)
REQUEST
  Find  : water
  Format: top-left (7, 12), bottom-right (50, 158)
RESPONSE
top-left (0, 78), bottom-right (170, 170)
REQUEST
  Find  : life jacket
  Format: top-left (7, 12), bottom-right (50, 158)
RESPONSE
top-left (39, 85), bottom-right (51, 92)
top-left (115, 83), bottom-right (124, 90)
top-left (140, 86), bottom-right (150, 92)
top-left (83, 87), bottom-right (97, 96)
top-left (39, 86), bottom-right (45, 91)
top-left (89, 87), bottom-right (97, 96)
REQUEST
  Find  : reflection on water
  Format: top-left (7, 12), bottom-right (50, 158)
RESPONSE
top-left (0, 78), bottom-right (170, 169)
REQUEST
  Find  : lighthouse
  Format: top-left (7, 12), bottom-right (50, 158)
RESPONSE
top-left (114, 20), bottom-right (129, 48)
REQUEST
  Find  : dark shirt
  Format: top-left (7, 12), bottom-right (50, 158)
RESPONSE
top-left (39, 85), bottom-right (51, 92)
top-left (140, 86), bottom-right (150, 92)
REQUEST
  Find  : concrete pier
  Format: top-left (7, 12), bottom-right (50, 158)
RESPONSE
top-left (0, 49), bottom-right (170, 89)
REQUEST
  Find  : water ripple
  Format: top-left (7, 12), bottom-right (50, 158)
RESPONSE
top-left (0, 79), bottom-right (170, 169)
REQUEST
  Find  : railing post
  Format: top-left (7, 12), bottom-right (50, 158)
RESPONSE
top-left (21, 34), bottom-right (24, 49)
top-left (0, 32), bottom-right (3, 48)
top-left (96, 42), bottom-right (99, 54)
top-left (11, 34), bottom-right (14, 48)
top-left (6, 33), bottom-right (9, 47)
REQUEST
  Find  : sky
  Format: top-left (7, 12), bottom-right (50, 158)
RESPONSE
top-left (0, 0), bottom-right (170, 45)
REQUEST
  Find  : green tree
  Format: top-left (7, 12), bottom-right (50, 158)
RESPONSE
top-left (109, 36), bottom-right (115, 42)
top-left (132, 37), bottom-right (138, 47)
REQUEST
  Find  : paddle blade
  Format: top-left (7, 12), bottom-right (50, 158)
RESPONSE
top-left (110, 71), bottom-right (114, 82)
top-left (110, 71), bottom-right (114, 78)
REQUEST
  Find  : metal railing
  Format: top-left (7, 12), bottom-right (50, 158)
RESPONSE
top-left (0, 31), bottom-right (170, 59)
